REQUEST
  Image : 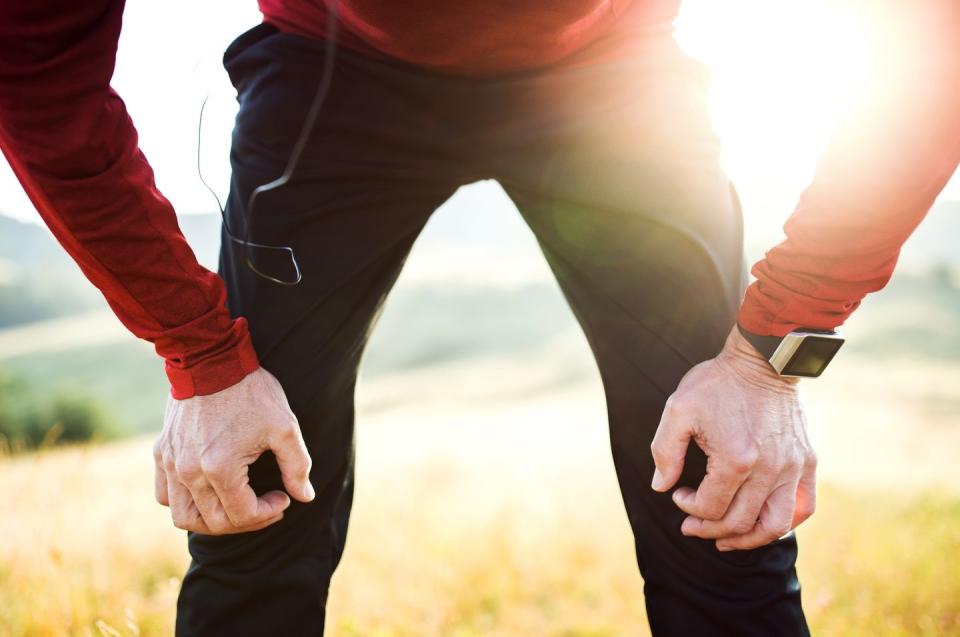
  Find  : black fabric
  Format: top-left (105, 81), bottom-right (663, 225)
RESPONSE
top-left (737, 322), bottom-right (787, 361)
top-left (176, 22), bottom-right (809, 636)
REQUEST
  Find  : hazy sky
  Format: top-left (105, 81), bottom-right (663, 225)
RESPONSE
top-left (2, 0), bottom-right (958, 240)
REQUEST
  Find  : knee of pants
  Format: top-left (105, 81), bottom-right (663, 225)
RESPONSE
top-left (178, 510), bottom-right (338, 637)
top-left (611, 438), bottom-right (802, 602)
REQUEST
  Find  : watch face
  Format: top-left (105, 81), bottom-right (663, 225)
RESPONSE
top-left (781, 336), bottom-right (844, 377)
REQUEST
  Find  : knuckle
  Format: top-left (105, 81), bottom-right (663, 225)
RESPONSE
top-left (199, 456), bottom-right (227, 480)
top-left (230, 510), bottom-right (257, 528)
top-left (758, 516), bottom-right (790, 539)
top-left (170, 512), bottom-right (188, 530)
top-left (175, 460), bottom-right (202, 481)
top-left (664, 396), bottom-right (693, 420)
top-left (649, 439), bottom-right (664, 460)
top-left (783, 457), bottom-right (802, 474)
top-left (298, 463), bottom-right (312, 481)
top-left (727, 449), bottom-right (759, 475)
top-left (663, 394), bottom-right (680, 411)
top-left (161, 452), bottom-right (177, 473)
top-left (730, 519), bottom-right (755, 535)
top-left (699, 503), bottom-right (726, 521)
top-left (806, 451), bottom-right (819, 470)
top-left (292, 451), bottom-right (311, 472)
top-left (272, 420), bottom-right (298, 439)
top-left (681, 518), bottom-right (703, 536)
top-left (207, 521), bottom-right (230, 535)
top-left (796, 501), bottom-right (816, 520)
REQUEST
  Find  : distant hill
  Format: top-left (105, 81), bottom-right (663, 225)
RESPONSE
top-left (0, 216), bottom-right (102, 327)
top-left (2, 189), bottom-right (958, 278)
top-left (0, 214), bottom-right (75, 270)
top-left (0, 190), bottom-right (957, 330)
top-left (0, 213), bottom-right (226, 329)
top-left (165, 197), bottom-right (960, 274)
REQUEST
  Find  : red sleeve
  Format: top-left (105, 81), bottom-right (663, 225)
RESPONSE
top-left (738, 1), bottom-right (960, 337)
top-left (0, 0), bottom-right (259, 398)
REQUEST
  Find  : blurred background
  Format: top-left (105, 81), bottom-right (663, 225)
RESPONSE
top-left (1, 0), bottom-right (958, 635)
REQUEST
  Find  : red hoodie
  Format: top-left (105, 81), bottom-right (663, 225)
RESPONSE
top-left (0, 0), bottom-right (958, 398)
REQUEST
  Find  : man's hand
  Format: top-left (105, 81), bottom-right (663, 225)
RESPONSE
top-left (153, 367), bottom-right (315, 535)
top-left (650, 326), bottom-right (817, 551)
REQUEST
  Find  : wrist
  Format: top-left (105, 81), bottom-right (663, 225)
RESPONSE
top-left (718, 326), bottom-right (801, 390)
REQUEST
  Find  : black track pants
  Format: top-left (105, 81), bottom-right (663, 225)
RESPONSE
top-left (176, 22), bottom-right (809, 637)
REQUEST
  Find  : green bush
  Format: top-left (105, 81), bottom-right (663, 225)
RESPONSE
top-left (0, 370), bottom-right (115, 451)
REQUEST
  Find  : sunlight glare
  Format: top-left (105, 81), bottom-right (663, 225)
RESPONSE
top-left (675, 0), bottom-right (876, 232)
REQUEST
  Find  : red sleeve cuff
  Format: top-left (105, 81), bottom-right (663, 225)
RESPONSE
top-left (736, 275), bottom-right (856, 338)
top-left (736, 297), bottom-right (795, 338)
top-left (164, 317), bottom-right (261, 399)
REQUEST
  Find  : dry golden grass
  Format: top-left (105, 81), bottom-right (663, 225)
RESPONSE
top-left (2, 355), bottom-right (959, 636)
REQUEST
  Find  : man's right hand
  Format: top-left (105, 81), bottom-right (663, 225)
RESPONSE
top-left (153, 367), bottom-right (315, 535)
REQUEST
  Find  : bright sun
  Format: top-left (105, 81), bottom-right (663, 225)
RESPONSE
top-left (674, 0), bottom-right (876, 233)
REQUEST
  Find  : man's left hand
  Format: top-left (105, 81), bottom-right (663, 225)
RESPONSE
top-left (649, 326), bottom-right (818, 551)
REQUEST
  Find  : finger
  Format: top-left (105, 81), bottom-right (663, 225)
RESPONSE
top-left (791, 461), bottom-right (817, 529)
top-left (173, 457), bottom-right (231, 532)
top-left (236, 511), bottom-right (287, 533)
top-left (205, 458), bottom-right (290, 528)
top-left (166, 474), bottom-right (210, 534)
top-left (153, 439), bottom-right (170, 506)
top-left (679, 472), bottom-right (776, 539)
top-left (270, 419), bottom-right (315, 503)
top-left (671, 449), bottom-right (756, 520)
top-left (153, 443), bottom-right (170, 506)
top-left (716, 482), bottom-right (797, 551)
top-left (203, 484), bottom-right (290, 534)
top-left (184, 479), bottom-right (234, 535)
top-left (650, 399), bottom-right (694, 492)
top-left (155, 462), bottom-right (169, 507)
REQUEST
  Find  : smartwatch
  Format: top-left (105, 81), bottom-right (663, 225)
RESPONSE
top-left (736, 323), bottom-right (845, 378)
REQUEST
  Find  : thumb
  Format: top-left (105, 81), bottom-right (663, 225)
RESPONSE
top-left (650, 400), bottom-right (694, 492)
top-left (270, 419), bottom-right (315, 503)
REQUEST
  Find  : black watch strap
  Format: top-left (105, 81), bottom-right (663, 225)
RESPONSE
top-left (735, 322), bottom-right (785, 360)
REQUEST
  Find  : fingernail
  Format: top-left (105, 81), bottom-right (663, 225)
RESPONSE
top-left (717, 544), bottom-right (733, 552)
top-left (304, 482), bottom-right (316, 501)
top-left (651, 468), bottom-right (666, 491)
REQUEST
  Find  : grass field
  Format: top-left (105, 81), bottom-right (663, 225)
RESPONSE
top-left (2, 349), bottom-right (959, 637)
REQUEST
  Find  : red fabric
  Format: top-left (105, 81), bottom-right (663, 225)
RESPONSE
top-left (259, 0), bottom-right (682, 75)
top-left (0, 0), bottom-right (957, 408)
top-left (0, 0), bottom-right (260, 399)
